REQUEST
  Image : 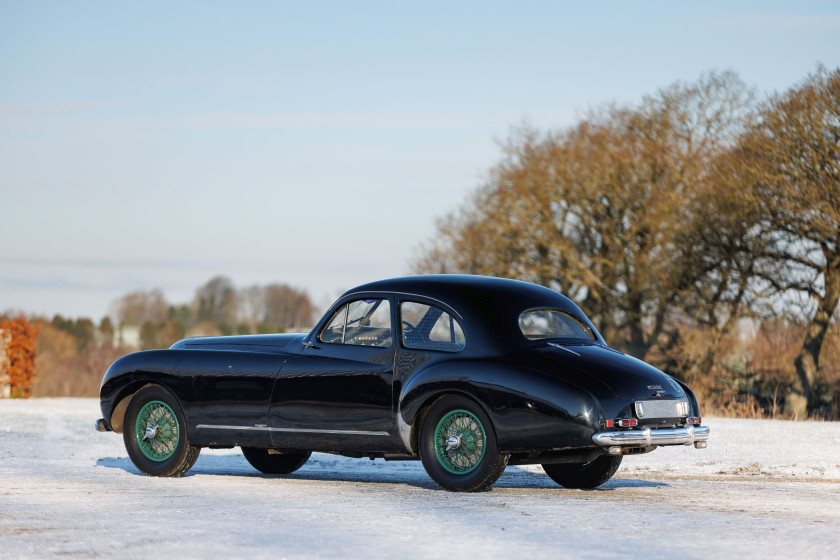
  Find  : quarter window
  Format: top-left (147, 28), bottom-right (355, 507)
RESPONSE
top-left (320, 306), bottom-right (347, 343)
top-left (400, 301), bottom-right (465, 352)
top-left (319, 299), bottom-right (392, 347)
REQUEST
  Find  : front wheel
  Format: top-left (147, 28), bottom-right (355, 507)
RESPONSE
top-left (123, 385), bottom-right (200, 477)
top-left (542, 455), bottom-right (622, 489)
top-left (241, 448), bottom-right (311, 474)
top-left (419, 395), bottom-right (508, 492)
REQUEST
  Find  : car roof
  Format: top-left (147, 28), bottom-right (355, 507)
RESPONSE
top-left (342, 275), bottom-right (602, 353)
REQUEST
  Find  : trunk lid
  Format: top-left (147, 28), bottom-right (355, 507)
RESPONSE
top-left (540, 343), bottom-right (685, 400)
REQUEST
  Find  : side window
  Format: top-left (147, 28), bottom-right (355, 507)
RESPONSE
top-left (400, 301), bottom-right (465, 353)
top-left (319, 299), bottom-right (392, 347)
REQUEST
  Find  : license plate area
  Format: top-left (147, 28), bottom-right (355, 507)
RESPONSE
top-left (634, 399), bottom-right (688, 419)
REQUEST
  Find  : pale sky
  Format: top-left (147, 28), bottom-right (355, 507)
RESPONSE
top-left (2, 1), bottom-right (839, 320)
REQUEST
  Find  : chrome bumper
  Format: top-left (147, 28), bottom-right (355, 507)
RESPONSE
top-left (592, 425), bottom-right (709, 448)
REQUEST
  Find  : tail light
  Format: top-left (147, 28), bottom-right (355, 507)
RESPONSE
top-left (617, 419), bottom-right (638, 427)
top-left (685, 417), bottom-right (702, 425)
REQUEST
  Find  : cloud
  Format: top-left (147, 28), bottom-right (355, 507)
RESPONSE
top-left (696, 13), bottom-right (840, 30)
top-left (1, 108), bottom-right (502, 133)
top-left (177, 112), bottom-right (499, 130)
top-left (73, 111), bottom-right (499, 132)
top-left (0, 101), bottom-right (137, 117)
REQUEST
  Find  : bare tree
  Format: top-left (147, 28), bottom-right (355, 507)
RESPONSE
top-left (263, 284), bottom-right (315, 331)
top-left (415, 71), bottom-right (754, 361)
top-left (194, 276), bottom-right (238, 328)
top-left (235, 283), bottom-right (315, 332)
top-left (111, 289), bottom-right (169, 326)
top-left (238, 284), bottom-right (265, 328)
top-left (730, 66), bottom-right (840, 417)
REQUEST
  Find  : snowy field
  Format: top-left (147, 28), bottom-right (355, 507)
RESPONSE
top-left (1, 399), bottom-right (838, 559)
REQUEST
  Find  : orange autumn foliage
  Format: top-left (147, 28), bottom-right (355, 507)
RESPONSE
top-left (0, 317), bottom-right (40, 398)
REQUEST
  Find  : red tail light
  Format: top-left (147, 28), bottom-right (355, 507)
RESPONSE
top-left (686, 417), bottom-right (702, 425)
top-left (617, 419), bottom-right (637, 427)
top-left (605, 419), bottom-right (614, 428)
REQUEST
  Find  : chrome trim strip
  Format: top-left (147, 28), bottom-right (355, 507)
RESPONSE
top-left (548, 343), bottom-right (580, 356)
top-left (592, 425), bottom-right (709, 447)
top-left (196, 424), bottom-right (390, 436)
top-left (270, 427), bottom-right (391, 436)
top-left (196, 424), bottom-right (268, 431)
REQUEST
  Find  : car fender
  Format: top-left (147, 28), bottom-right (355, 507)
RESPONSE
top-left (397, 360), bottom-right (602, 453)
top-left (99, 350), bottom-right (195, 432)
top-left (672, 376), bottom-right (701, 417)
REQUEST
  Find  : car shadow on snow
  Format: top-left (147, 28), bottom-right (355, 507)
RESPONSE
top-left (95, 454), bottom-right (669, 491)
top-left (96, 457), bottom-right (141, 475)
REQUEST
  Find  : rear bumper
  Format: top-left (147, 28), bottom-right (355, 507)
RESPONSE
top-left (592, 425), bottom-right (709, 448)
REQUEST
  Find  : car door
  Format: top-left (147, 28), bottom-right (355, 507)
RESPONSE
top-left (268, 297), bottom-right (396, 452)
top-left (186, 350), bottom-right (281, 448)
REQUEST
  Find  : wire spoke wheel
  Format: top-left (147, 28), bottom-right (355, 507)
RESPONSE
top-left (124, 385), bottom-right (200, 477)
top-left (134, 400), bottom-right (179, 462)
top-left (420, 395), bottom-right (508, 492)
top-left (434, 409), bottom-right (486, 475)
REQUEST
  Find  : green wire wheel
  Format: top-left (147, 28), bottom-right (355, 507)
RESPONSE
top-left (123, 385), bottom-right (200, 477)
top-left (434, 409), bottom-right (487, 474)
top-left (134, 400), bottom-right (180, 461)
top-left (420, 395), bottom-right (508, 491)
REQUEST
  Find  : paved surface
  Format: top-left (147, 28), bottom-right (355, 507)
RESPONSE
top-left (1, 399), bottom-right (838, 559)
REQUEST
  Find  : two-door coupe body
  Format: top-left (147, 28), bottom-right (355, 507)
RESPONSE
top-left (97, 275), bottom-right (709, 491)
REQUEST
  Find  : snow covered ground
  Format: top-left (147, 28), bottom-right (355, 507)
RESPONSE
top-left (1, 398), bottom-right (838, 559)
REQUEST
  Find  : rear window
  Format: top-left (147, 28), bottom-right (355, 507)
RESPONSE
top-left (518, 309), bottom-right (595, 341)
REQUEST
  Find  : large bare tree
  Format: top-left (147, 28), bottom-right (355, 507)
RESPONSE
top-left (731, 66), bottom-right (840, 417)
top-left (415, 71), bottom-right (754, 361)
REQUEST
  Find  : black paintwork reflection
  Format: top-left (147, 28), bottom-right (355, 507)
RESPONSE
top-left (269, 343), bottom-right (395, 451)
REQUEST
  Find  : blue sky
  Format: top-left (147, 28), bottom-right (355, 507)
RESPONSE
top-left (2, 1), bottom-right (839, 319)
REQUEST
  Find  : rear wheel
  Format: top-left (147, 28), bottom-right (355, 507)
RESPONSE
top-left (419, 395), bottom-right (508, 492)
top-left (542, 455), bottom-right (622, 489)
top-left (123, 385), bottom-right (200, 477)
top-left (241, 448), bottom-right (311, 474)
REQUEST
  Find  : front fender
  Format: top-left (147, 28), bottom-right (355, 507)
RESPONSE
top-left (398, 360), bottom-right (602, 453)
top-left (99, 350), bottom-right (194, 432)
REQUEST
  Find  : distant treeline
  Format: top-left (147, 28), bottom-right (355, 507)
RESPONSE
top-left (1, 276), bottom-right (316, 398)
top-left (111, 275), bottom-right (315, 349)
top-left (413, 66), bottom-right (840, 420)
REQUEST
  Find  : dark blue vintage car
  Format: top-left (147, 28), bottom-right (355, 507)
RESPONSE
top-left (97, 275), bottom-right (708, 491)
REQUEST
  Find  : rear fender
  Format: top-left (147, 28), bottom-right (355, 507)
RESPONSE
top-left (672, 376), bottom-right (701, 417)
top-left (398, 360), bottom-right (600, 453)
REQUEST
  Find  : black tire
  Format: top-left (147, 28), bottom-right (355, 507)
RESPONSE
top-left (241, 448), bottom-right (311, 474)
top-left (542, 455), bottom-right (622, 489)
top-left (123, 385), bottom-right (200, 477)
top-left (419, 395), bottom-right (508, 492)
